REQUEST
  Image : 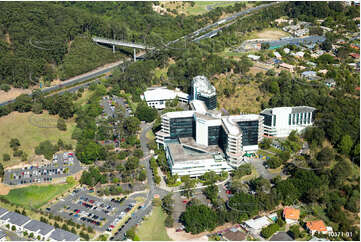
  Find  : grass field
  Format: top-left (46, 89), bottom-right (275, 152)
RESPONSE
top-left (0, 111), bottom-right (76, 167)
top-left (145, 130), bottom-right (155, 141)
top-left (1, 183), bottom-right (74, 209)
top-left (136, 206), bottom-right (171, 241)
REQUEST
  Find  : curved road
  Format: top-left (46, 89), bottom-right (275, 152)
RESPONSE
top-left (111, 123), bottom-right (168, 240)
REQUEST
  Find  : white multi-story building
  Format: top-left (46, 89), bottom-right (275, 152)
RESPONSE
top-left (140, 87), bottom-right (189, 109)
top-left (191, 76), bottom-right (217, 110)
top-left (156, 100), bottom-right (264, 175)
top-left (260, 106), bottom-right (316, 138)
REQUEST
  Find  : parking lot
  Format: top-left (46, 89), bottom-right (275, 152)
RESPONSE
top-left (100, 95), bottom-right (132, 119)
top-left (48, 188), bottom-right (142, 232)
top-left (3, 152), bottom-right (82, 185)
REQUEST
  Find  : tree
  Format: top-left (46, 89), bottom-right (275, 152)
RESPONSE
top-left (259, 138), bottom-right (272, 149)
top-left (267, 156), bottom-right (282, 169)
top-left (316, 147), bottom-right (334, 166)
top-left (180, 204), bottom-right (218, 234)
top-left (338, 135), bottom-right (353, 155)
top-left (135, 102), bottom-right (158, 122)
top-left (288, 225), bottom-right (300, 239)
top-left (11, 225), bottom-right (16, 231)
top-left (32, 102), bottom-right (43, 114)
top-left (9, 138), bottom-right (20, 149)
top-left (203, 184), bottom-right (219, 204)
top-left (161, 194), bottom-right (174, 215)
top-left (261, 223), bottom-right (279, 238)
top-left (124, 116), bottom-right (140, 135)
top-left (0, 163), bottom-right (4, 178)
top-left (3, 153), bottom-right (10, 161)
top-left (0, 84), bottom-right (10, 92)
top-left (14, 94), bottom-right (32, 112)
top-left (57, 118), bottom-right (67, 131)
top-left (165, 215), bottom-right (174, 228)
top-left (35, 140), bottom-right (58, 160)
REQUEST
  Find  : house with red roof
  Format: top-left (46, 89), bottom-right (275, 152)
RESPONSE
top-left (283, 207), bottom-right (300, 224)
top-left (306, 220), bottom-right (333, 236)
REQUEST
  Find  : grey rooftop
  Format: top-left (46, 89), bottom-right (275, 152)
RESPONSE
top-left (50, 228), bottom-right (79, 241)
top-left (24, 220), bottom-right (54, 236)
top-left (0, 211), bottom-right (30, 226)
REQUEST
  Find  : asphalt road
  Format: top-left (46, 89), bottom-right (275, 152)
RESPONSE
top-left (111, 123), bottom-right (169, 241)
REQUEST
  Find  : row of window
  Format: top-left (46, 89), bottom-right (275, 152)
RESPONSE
top-left (288, 112), bottom-right (312, 125)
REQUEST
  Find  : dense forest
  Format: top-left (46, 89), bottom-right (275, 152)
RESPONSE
top-left (0, 1), bottom-right (245, 88)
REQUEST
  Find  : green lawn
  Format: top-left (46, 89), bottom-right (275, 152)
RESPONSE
top-left (186, 1), bottom-right (237, 15)
top-left (136, 206), bottom-right (172, 241)
top-left (0, 111), bottom-right (76, 167)
top-left (1, 183), bottom-right (73, 209)
top-left (145, 130), bottom-right (155, 141)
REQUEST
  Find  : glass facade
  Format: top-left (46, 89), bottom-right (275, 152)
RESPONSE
top-left (261, 114), bottom-right (272, 126)
top-left (198, 95), bottom-right (217, 110)
top-left (208, 125), bottom-right (221, 145)
top-left (219, 126), bottom-right (228, 153)
top-left (237, 120), bottom-right (259, 146)
top-left (169, 117), bottom-right (195, 138)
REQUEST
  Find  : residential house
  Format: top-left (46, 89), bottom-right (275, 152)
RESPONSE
top-left (301, 71), bottom-right (320, 81)
top-left (247, 54), bottom-right (261, 61)
top-left (279, 63), bottom-right (295, 73)
top-left (324, 79), bottom-right (336, 88)
top-left (274, 51), bottom-right (282, 59)
top-left (306, 61), bottom-right (317, 67)
top-left (306, 220), bottom-right (333, 236)
top-left (350, 53), bottom-right (360, 59)
top-left (318, 69), bottom-right (328, 75)
top-left (49, 228), bottom-right (80, 241)
top-left (222, 228), bottom-right (247, 241)
top-left (23, 220), bottom-right (55, 240)
top-left (291, 51), bottom-right (305, 58)
top-left (0, 212), bottom-right (30, 232)
top-left (0, 230), bottom-right (6, 241)
top-left (283, 207), bottom-right (300, 224)
top-left (243, 216), bottom-right (272, 233)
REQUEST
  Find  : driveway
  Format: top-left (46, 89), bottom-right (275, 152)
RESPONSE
top-left (246, 158), bottom-right (283, 180)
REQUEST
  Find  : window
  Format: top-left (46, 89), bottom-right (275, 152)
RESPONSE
top-left (288, 114), bottom-right (291, 125)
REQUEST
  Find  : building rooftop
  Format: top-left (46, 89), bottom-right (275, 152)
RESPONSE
top-left (270, 232), bottom-right (294, 241)
top-left (244, 216), bottom-right (272, 230)
top-left (167, 143), bottom-right (213, 163)
top-left (283, 207), bottom-right (300, 220)
top-left (24, 220), bottom-right (54, 236)
top-left (0, 211), bottom-right (31, 227)
top-left (306, 220), bottom-right (327, 232)
top-left (142, 87), bottom-right (189, 102)
top-left (192, 75), bottom-right (216, 98)
top-left (222, 230), bottom-right (246, 241)
top-left (179, 137), bottom-right (223, 154)
top-left (221, 114), bottom-right (262, 136)
top-left (261, 106), bottom-right (315, 116)
top-left (190, 100), bottom-right (208, 114)
top-left (49, 228), bottom-right (79, 241)
top-left (0, 208), bottom-right (8, 218)
top-left (162, 110), bottom-right (195, 119)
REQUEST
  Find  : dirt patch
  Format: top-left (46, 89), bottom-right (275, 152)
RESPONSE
top-left (253, 29), bottom-right (290, 40)
top-left (0, 88), bottom-right (32, 103)
top-left (5, 32), bottom-right (11, 45)
top-left (0, 180), bottom-right (10, 195)
top-left (167, 223), bottom-right (235, 241)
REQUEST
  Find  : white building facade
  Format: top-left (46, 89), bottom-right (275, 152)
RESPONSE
top-left (140, 87), bottom-right (189, 109)
top-left (260, 106), bottom-right (316, 138)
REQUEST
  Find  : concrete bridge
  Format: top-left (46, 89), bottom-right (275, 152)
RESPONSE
top-left (92, 36), bottom-right (155, 61)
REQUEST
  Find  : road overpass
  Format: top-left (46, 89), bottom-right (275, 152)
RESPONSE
top-left (92, 37), bottom-right (154, 62)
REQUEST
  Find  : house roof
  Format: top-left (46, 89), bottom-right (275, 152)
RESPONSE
top-left (306, 220), bottom-right (327, 232)
top-left (350, 53), bottom-right (360, 59)
top-left (24, 220), bottom-right (54, 236)
top-left (270, 232), bottom-right (294, 241)
top-left (283, 207), bottom-right (300, 220)
top-left (0, 208), bottom-right (8, 218)
top-left (49, 228), bottom-right (79, 241)
top-left (0, 230), bottom-right (6, 240)
top-left (0, 211), bottom-right (31, 226)
top-left (223, 230), bottom-right (246, 241)
top-left (244, 216), bottom-right (272, 230)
